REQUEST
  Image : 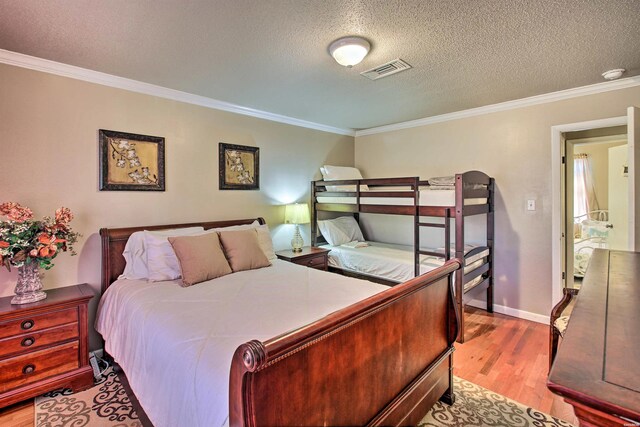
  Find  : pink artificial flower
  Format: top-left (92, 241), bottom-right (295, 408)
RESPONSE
top-left (0, 202), bottom-right (34, 222)
top-left (29, 249), bottom-right (38, 257)
top-left (55, 207), bottom-right (74, 224)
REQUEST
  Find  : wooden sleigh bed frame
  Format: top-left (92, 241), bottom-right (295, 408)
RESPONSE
top-left (100, 217), bottom-right (461, 427)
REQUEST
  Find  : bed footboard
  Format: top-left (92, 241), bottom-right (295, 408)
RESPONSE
top-left (229, 259), bottom-right (461, 427)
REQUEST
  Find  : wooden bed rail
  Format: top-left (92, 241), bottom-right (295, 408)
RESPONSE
top-left (229, 259), bottom-right (461, 427)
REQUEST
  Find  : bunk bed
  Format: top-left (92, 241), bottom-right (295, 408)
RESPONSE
top-left (311, 170), bottom-right (494, 343)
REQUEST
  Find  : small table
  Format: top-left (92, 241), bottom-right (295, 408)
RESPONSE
top-left (276, 247), bottom-right (330, 271)
top-left (0, 284), bottom-right (94, 408)
top-left (547, 249), bottom-right (640, 426)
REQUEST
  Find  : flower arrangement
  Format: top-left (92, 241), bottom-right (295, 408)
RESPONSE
top-left (0, 202), bottom-right (80, 271)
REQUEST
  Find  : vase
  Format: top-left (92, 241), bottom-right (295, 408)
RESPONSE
top-left (11, 263), bottom-right (47, 305)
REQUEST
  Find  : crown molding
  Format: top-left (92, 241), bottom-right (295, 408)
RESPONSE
top-left (0, 49), bottom-right (355, 137)
top-left (355, 75), bottom-right (640, 137)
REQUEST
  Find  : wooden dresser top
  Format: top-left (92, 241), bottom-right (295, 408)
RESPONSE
top-left (548, 249), bottom-right (640, 421)
top-left (0, 284), bottom-right (94, 318)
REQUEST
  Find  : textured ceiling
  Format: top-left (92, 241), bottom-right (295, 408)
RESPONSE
top-left (1, 0), bottom-right (639, 130)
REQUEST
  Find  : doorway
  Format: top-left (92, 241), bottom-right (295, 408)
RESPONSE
top-left (563, 126), bottom-right (627, 290)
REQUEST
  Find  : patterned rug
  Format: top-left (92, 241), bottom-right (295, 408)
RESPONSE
top-left (35, 371), bottom-right (573, 427)
top-left (35, 368), bottom-right (140, 427)
top-left (419, 376), bottom-right (574, 427)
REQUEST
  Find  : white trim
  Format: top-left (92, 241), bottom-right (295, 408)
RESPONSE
top-left (356, 76), bottom-right (640, 137)
top-left (467, 299), bottom-right (550, 325)
top-left (550, 116), bottom-right (628, 311)
top-left (0, 49), bottom-right (355, 137)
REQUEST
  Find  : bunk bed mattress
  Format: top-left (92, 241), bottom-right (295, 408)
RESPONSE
top-left (322, 241), bottom-right (489, 286)
top-left (95, 260), bottom-right (389, 427)
top-left (316, 187), bottom-right (486, 206)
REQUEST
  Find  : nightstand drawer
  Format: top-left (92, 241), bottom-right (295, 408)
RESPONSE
top-left (0, 341), bottom-right (79, 393)
top-left (0, 307), bottom-right (78, 340)
top-left (0, 323), bottom-right (79, 359)
top-left (296, 255), bottom-right (327, 270)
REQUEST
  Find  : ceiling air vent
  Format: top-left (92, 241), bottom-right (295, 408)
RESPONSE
top-left (360, 58), bottom-right (412, 80)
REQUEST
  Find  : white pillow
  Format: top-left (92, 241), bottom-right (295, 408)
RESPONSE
top-left (120, 227), bottom-right (204, 280)
top-left (320, 165), bottom-right (369, 192)
top-left (317, 216), bottom-right (365, 246)
top-left (255, 224), bottom-right (277, 260)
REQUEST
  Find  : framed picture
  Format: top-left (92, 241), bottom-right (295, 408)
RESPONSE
top-left (99, 129), bottom-right (165, 191)
top-left (219, 143), bottom-right (260, 190)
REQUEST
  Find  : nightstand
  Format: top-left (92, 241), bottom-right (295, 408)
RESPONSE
top-left (0, 284), bottom-right (94, 408)
top-left (276, 247), bottom-right (330, 271)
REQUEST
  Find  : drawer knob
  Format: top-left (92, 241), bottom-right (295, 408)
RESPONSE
top-left (21, 319), bottom-right (35, 330)
top-left (21, 337), bottom-right (35, 347)
top-left (22, 364), bottom-right (36, 375)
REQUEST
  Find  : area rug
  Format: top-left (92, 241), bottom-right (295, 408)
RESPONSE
top-left (35, 367), bottom-right (141, 427)
top-left (35, 371), bottom-right (573, 427)
top-left (419, 376), bottom-right (574, 427)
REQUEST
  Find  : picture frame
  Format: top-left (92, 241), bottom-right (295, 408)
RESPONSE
top-left (219, 143), bottom-right (260, 190)
top-left (99, 129), bottom-right (165, 191)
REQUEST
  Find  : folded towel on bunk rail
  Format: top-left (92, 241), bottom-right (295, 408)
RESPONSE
top-left (427, 184), bottom-right (454, 191)
top-left (341, 241), bottom-right (370, 249)
top-left (428, 176), bottom-right (455, 186)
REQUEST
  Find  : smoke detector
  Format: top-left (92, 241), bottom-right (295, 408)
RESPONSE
top-left (602, 69), bottom-right (625, 80)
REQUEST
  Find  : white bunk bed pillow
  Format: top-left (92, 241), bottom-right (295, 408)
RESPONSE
top-left (317, 216), bottom-right (365, 246)
top-left (320, 165), bottom-right (369, 192)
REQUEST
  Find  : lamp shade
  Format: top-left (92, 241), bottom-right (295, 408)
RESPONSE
top-left (284, 203), bottom-right (310, 225)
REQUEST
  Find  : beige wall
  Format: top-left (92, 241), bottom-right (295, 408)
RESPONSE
top-left (355, 86), bottom-right (640, 318)
top-left (0, 64), bottom-right (354, 349)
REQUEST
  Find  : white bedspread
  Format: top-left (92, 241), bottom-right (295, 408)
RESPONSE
top-left (95, 260), bottom-right (388, 427)
top-left (322, 241), bottom-right (488, 285)
top-left (317, 186), bottom-right (486, 206)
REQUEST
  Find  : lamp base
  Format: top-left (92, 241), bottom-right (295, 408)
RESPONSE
top-left (291, 225), bottom-right (304, 252)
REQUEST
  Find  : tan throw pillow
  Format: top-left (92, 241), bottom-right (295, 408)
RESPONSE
top-left (219, 229), bottom-right (271, 272)
top-left (168, 233), bottom-right (232, 287)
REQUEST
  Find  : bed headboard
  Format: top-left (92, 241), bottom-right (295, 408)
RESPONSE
top-left (99, 217), bottom-right (266, 294)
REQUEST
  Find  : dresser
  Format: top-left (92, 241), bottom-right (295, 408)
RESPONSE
top-left (548, 250), bottom-right (640, 426)
top-left (0, 284), bottom-right (94, 408)
top-left (276, 247), bottom-right (329, 270)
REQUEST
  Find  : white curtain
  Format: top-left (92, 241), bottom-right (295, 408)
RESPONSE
top-left (574, 153), bottom-right (599, 220)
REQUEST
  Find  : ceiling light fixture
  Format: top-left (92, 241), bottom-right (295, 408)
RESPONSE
top-left (602, 68), bottom-right (625, 80)
top-left (329, 36), bottom-right (370, 67)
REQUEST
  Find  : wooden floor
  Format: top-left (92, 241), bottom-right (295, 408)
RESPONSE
top-left (455, 306), bottom-right (578, 425)
top-left (0, 307), bottom-right (577, 426)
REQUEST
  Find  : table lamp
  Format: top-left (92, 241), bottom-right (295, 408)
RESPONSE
top-left (284, 203), bottom-right (310, 252)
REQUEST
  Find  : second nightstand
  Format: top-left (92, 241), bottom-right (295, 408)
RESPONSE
top-left (276, 247), bottom-right (330, 271)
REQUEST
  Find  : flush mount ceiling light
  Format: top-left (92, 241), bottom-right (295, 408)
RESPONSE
top-left (602, 68), bottom-right (626, 80)
top-left (328, 36), bottom-right (370, 67)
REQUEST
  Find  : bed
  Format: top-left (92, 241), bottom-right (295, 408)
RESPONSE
top-left (321, 241), bottom-right (489, 290)
top-left (312, 167), bottom-right (494, 343)
top-left (573, 211), bottom-right (610, 278)
top-left (97, 217), bottom-right (461, 427)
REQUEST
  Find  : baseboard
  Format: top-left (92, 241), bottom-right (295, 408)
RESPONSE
top-left (466, 299), bottom-right (550, 325)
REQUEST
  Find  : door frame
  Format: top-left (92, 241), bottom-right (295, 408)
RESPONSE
top-left (551, 116), bottom-right (627, 308)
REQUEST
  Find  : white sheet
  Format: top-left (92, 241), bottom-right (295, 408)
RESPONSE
top-left (95, 260), bottom-right (388, 427)
top-left (316, 186), bottom-right (486, 206)
top-left (322, 241), bottom-right (488, 287)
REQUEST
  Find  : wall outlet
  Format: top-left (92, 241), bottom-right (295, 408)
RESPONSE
top-left (527, 199), bottom-right (536, 211)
